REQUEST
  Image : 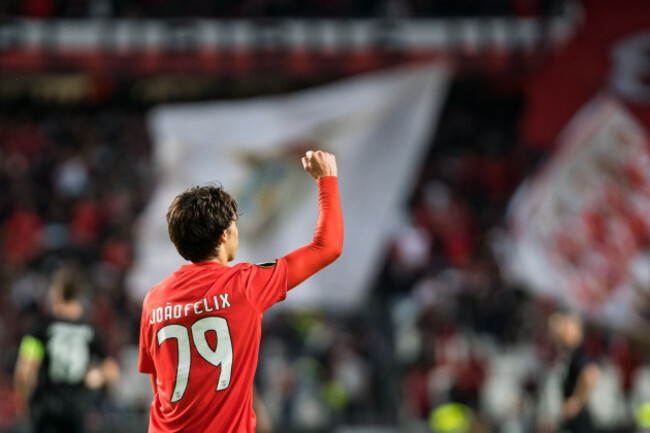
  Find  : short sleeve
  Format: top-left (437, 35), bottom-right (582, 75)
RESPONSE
top-left (18, 335), bottom-right (45, 362)
top-left (19, 321), bottom-right (47, 361)
top-left (89, 327), bottom-right (107, 360)
top-left (138, 304), bottom-right (155, 374)
top-left (240, 258), bottom-right (288, 312)
top-left (578, 353), bottom-right (595, 370)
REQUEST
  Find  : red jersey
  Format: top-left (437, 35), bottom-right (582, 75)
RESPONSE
top-left (138, 259), bottom-right (288, 433)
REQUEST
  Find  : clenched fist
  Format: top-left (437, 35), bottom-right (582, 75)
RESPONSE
top-left (301, 150), bottom-right (337, 179)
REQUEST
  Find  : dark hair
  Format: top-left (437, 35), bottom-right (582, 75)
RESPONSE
top-left (166, 184), bottom-right (238, 263)
top-left (51, 268), bottom-right (84, 302)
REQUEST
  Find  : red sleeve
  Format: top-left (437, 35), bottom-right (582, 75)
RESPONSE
top-left (283, 176), bottom-right (343, 290)
top-left (240, 258), bottom-right (289, 312)
top-left (138, 301), bottom-right (155, 374)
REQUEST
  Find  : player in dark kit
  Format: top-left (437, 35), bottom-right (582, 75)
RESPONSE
top-left (549, 312), bottom-right (600, 433)
top-left (14, 268), bottom-right (120, 433)
top-left (138, 150), bottom-right (343, 433)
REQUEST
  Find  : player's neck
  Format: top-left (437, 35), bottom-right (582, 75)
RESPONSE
top-left (210, 255), bottom-right (228, 266)
top-left (53, 302), bottom-right (83, 320)
top-left (200, 246), bottom-right (231, 266)
top-left (211, 250), bottom-right (230, 267)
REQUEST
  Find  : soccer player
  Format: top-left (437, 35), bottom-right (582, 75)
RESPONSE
top-left (138, 150), bottom-right (343, 432)
top-left (549, 311), bottom-right (600, 433)
top-left (14, 268), bottom-right (120, 433)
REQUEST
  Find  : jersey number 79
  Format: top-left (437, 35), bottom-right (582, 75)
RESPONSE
top-left (157, 316), bottom-right (233, 403)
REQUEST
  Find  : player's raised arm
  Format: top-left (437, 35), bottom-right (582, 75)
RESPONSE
top-left (283, 150), bottom-right (344, 289)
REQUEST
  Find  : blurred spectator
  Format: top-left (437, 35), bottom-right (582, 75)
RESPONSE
top-left (2, 204), bottom-right (44, 267)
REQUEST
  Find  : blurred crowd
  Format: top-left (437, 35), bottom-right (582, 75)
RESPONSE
top-left (1, 0), bottom-right (568, 19)
top-left (0, 107), bottom-right (152, 431)
top-left (379, 81), bottom-right (650, 432)
top-left (1, 76), bottom-right (650, 433)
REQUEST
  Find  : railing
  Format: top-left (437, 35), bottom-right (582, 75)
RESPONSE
top-left (0, 8), bottom-right (581, 75)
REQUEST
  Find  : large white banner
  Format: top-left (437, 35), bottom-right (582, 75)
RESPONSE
top-left (503, 96), bottom-right (650, 335)
top-left (127, 64), bottom-right (450, 309)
